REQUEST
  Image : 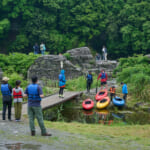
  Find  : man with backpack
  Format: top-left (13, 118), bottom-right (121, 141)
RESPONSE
top-left (86, 71), bottom-right (93, 93)
top-left (1, 77), bottom-right (12, 121)
top-left (97, 70), bottom-right (108, 90)
top-left (40, 42), bottom-right (46, 55)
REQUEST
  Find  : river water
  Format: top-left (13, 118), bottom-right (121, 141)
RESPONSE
top-left (43, 98), bottom-right (150, 125)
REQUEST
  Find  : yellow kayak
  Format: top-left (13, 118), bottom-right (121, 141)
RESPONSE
top-left (96, 97), bottom-right (110, 109)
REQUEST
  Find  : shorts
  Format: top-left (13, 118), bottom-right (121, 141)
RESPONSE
top-left (101, 82), bottom-right (107, 85)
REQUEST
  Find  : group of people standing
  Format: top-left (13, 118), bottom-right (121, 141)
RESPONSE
top-left (33, 42), bottom-right (46, 55)
top-left (1, 76), bottom-right (51, 136)
top-left (86, 70), bottom-right (128, 102)
top-left (95, 45), bottom-right (107, 61)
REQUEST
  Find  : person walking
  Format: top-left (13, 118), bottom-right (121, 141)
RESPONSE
top-left (109, 86), bottom-right (116, 101)
top-left (1, 77), bottom-right (12, 121)
top-left (102, 46), bottom-right (107, 61)
top-left (13, 80), bottom-right (24, 122)
top-left (86, 71), bottom-right (93, 93)
top-left (40, 42), bottom-right (46, 55)
top-left (24, 76), bottom-right (51, 136)
top-left (97, 70), bottom-right (108, 90)
top-left (59, 69), bottom-right (66, 98)
top-left (121, 82), bottom-right (128, 102)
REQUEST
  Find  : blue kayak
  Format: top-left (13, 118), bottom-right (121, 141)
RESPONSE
top-left (112, 96), bottom-right (125, 107)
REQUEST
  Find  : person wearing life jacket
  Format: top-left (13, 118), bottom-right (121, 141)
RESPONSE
top-left (86, 71), bottom-right (93, 93)
top-left (59, 69), bottom-right (66, 98)
top-left (24, 76), bottom-right (51, 136)
top-left (121, 82), bottom-right (128, 102)
top-left (109, 86), bottom-right (116, 101)
top-left (97, 70), bottom-right (108, 90)
top-left (13, 80), bottom-right (24, 122)
top-left (1, 77), bottom-right (12, 121)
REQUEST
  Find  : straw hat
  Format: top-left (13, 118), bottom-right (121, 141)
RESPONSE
top-left (2, 77), bottom-right (9, 81)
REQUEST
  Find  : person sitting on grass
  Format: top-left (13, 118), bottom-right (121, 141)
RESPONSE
top-left (24, 76), bottom-right (51, 136)
top-left (13, 80), bottom-right (24, 122)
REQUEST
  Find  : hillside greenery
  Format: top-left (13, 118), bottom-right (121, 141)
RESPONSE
top-left (114, 55), bottom-right (150, 101)
top-left (0, 0), bottom-right (150, 58)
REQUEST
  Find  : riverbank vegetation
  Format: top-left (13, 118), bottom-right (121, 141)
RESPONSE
top-left (0, 0), bottom-right (150, 58)
top-left (114, 55), bottom-right (150, 101)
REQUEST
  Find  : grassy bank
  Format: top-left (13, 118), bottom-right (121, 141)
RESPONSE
top-left (43, 121), bottom-right (150, 149)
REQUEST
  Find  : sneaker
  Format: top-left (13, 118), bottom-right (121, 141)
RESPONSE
top-left (41, 133), bottom-right (52, 136)
top-left (59, 94), bottom-right (62, 98)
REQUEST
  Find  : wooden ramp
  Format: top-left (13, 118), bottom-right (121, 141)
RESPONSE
top-left (21, 91), bottom-right (82, 115)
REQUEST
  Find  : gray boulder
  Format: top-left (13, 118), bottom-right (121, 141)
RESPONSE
top-left (66, 47), bottom-right (94, 68)
top-left (28, 55), bottom-right (83, 81)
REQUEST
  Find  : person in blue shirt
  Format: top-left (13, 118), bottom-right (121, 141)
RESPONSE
top-left (59, 69), bottom-right (66, 98)
top-left (33, 43), bottom-right (40, 54)
top-left (121, 82), bottom-right (128, 101)
top-left (1, 77), bottom-right (12, 121)
top-left (24, 76), bottom-right (51, 136)
top-left (86, 71), bottom-right (93, 93)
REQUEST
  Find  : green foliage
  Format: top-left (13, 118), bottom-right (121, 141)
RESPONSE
top-left (63, 53), bottom-right (71, 60)
top-left (0, 52), bottom-right (39, 78)
top-left (66, 74), bottom-right (98, 91)
top-left (6, 73), bottom-right (28, 89)
top-left (115, 55), bottom-right (150, 101)
top-left (0, 0), bottom-right (150, 57)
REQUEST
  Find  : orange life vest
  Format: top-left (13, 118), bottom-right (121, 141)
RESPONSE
top-left (110, 87), bottom-right (116, 94)
top-left (13, 89), bottom-right (23, 99)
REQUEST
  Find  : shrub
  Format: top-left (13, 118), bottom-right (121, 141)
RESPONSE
top-left (63, 53), bottom-right (71, 60)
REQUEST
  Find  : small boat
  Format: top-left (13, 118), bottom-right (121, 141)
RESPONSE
top-left (96, 97), bottom-right (110, 109)
top-left (112, 96), bottom-right (125, 107)
top-left (82, 99), bottom-right (94, 110)
top-left (95, 89), bottom-right (108, 101)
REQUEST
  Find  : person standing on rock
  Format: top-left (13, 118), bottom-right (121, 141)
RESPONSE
top-left (59, 69), bottom-right (66, 98)
top-left (24, 76), bottom-right (51, 136)
top-left (13, 80), bottom-right (24, 122)
top-left (1, 77), bottom-right (12, 121)
top-left (86, 71), bottom-right (93, 93)
top-left (121, 82), bottom-right (128, 102)
top-left (97, 70), bottom-right (108, 90)
top-left (33, 43), bottom-right (40, 54)
top-left (102, 46), bottom-right (107, 61)
top-left (40, 42), bottom-right (46, 55)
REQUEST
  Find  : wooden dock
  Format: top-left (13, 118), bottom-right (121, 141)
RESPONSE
top-left (21, 91), bottom-right (82, 115)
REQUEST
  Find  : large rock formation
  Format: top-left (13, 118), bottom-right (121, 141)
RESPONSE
top-left (67, 47), bottom-right (94, 69)
top-left (28, 55), bottom-right (83, 81)
top-left (91, 60), bottom-right (118, 77)
top-left (28, 47), bottom-right (118, 81)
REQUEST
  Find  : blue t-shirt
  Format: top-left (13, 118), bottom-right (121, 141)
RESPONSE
top-left (25, 84), bottom-right (43, 107)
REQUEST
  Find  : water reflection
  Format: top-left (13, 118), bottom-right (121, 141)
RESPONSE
top-left (5, 143), bottom-right (41, 150)
top-left (43, 100), bottom-right (150, 125)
